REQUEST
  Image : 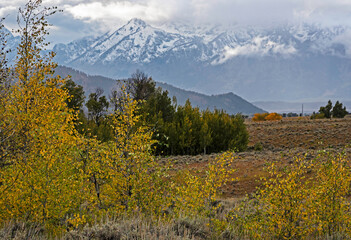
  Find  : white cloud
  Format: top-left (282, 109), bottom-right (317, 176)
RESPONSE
top-left (214, 37), bottom-right (297, 64)
top-left (56, 0), bottom-right (351, 32)
top-left (3, 0), bottom-right (351, 43)
top-left (3, 0), bottom-right (351, 27)
top-left (0, 6), bottom-right (17, 17)
top-left (64, 0), bottom-right (177, 24)
top-left (293, 0), bottom-right (351, 26)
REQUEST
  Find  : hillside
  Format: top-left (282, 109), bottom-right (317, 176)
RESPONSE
top-left (55, 66), bottom-right (265, 115)
top-left (157, 82), bottom-right (265, 115)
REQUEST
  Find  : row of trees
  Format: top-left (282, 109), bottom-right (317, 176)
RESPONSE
top-left (64, 71), bottom-right (248, 156)
top-left (311, 100), bottom-right (348, 119)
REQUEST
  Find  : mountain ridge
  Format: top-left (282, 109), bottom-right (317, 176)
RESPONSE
top-left (49, 19), bottom-right (351, 102)
top-left (55, 65), bottom-right (265, 115)
top-left (4, 19), bottom-right (351, 102)
top-left (156, 82), bottom-right (265, 115)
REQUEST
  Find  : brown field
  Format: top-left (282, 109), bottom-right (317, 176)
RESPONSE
top-left (162, 116), bottom-right (351, 198)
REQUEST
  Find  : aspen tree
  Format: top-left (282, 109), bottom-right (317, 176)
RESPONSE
top-left (0, 0), bottom-right (83, 233)
top-left (80, 87), bottom-right (173, 219)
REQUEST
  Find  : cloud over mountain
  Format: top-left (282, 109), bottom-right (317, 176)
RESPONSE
top-left (2, 0), bottom-right (351, 44)
top-left (61, 0), bottom-right (351, 27)
top-left (33, 19), bottom-right (350, 102)
top-left (214, 37), bottom-right (297, 64)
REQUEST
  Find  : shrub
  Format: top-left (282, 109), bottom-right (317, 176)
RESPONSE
top-left (254, 142), bottom-right (263, 151)
top-left (63, 216), bottom-right (209, 240)
top-left (310, 112), bottom-right (325, 119)
top-left (264, 112), bottom-right (282, 121)
top-left (235, 150), bottom-right (351, 239)
top-left (252, 113), bottom-right (269, 121)
top-left (252, 112), bottom-right (282, 121)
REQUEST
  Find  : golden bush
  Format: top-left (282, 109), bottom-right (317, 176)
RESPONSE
top-left (252, 113), bottom-right (269, 121)
top-left (264, 112), bottom-right (283, 121)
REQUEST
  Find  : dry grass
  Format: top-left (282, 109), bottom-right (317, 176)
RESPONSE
top-left (0, 221), bottom-right (46, 240)
top-left (246, 116), bottom-right (351, 151)
top-left (0, 215), bottom-right (247, 240)
top-left (162, 117), bottom-right (351, 198)
top-left (63, 216), bottom-right (209, 240)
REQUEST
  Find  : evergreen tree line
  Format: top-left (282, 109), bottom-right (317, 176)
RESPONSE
top-left (311, 100), bottom-right (348, 119)
top-left (64, 71), bottom-right (249, 156)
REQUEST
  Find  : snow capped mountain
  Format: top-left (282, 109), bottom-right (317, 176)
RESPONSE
top-left (5, 18), bottom-right (351, 102)
top-left (54, 18), bottom-right (194, 64)
top-left (53, 35), bottom-right (98, 64)
top-left (54, 19), bottom-right (350, 67)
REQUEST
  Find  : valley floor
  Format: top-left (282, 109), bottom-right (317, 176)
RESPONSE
top-left (162, 116), bottom-right (351, 198)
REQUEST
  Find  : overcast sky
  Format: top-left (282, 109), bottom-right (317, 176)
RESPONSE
top-left (1, 0), bottom-right (351, 44)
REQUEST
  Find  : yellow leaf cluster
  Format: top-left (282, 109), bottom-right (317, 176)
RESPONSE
top-left (252, 112), bottom-right (282, 121)
top-left (235, 150), bottom-right (351, 239)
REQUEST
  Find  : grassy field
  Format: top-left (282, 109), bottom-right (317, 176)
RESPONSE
top-left (163, 116), bottom-right (351, 198)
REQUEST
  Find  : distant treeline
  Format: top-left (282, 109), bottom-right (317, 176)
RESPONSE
top-left (64, 70), bottom-right (248, 155)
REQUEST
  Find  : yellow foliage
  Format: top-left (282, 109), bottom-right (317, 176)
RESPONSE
top-left (77, 87), bottom-right (174, 222)
top-left (174, 151), bottom-right (237, 235)
top-left (310, 150), bottom-right (351, 237)
top-left (0, 33), bottom-right (83, 235)
top-left (235, 150), bottom-right (351, 239)
top-left (252, 113), bottom-right (269, 122)
top-left (252, 112), bottom-right (282, 121)
top-left (0, 1), bottom-right (85, 233)
top-left (264, 112), bottom-right (283, 121)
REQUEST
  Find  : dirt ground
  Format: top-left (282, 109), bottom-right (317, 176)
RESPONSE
top-left (161, 116), bottom-right (351, 198)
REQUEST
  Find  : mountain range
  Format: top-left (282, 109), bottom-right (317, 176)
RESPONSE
top-left (3, 18), bottom-right (351, 107)
top-left (49, 18), bottom-right (351, 102)
top-left (54, 66), bottom-right (265, 115)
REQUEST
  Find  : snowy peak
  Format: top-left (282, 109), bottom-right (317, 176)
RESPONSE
top-left (110, 18), bottom-right (149, 38)
top-left (126, 18), bottom-right (148, 29)
top-left (64, 19), bottom-right (198, 64)
top-left (4, 19), bottom-right (351, 102)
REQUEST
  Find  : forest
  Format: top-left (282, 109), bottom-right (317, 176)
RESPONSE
top-left (64, 71), bottom-right (248, 156)
top-left (1, 1), bottom-right (351, 239)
